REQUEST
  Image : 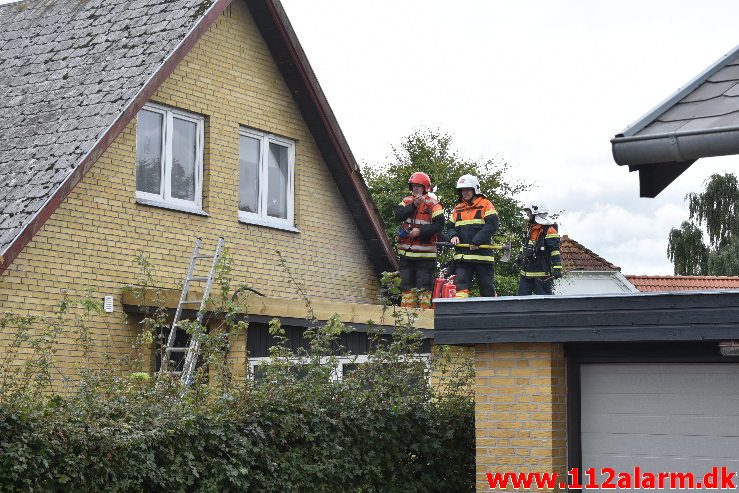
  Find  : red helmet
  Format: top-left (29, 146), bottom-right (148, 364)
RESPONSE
top-left (408, 172), bottom-right (431, 192)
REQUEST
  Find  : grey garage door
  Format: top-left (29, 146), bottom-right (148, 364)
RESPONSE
top-left (581, 363), bottom-right (739, 492)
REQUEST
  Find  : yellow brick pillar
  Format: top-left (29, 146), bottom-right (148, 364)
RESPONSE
top-left (474, 342), bottom-right (566, 492)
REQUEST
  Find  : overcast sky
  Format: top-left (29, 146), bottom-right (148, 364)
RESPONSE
top-left (279, 0), bottom-right (739, 275)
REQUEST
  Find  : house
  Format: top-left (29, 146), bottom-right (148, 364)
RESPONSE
top-left (0, 0), bottom-right (432, 382)
top-left (627, 274), bottom-right (739, 292)
top-left (435, 46), bottom-right (739, 492)
top-left (555, 235), bottom-right (637, 295)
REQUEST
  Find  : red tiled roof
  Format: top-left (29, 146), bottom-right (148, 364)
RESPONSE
top-left (625, 275), bottom-right (739, 292)
top-left (560, 235), bottom-right (620, 272)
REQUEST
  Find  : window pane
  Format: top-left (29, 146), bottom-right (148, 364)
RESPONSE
top-left (252, 365), bottom-right (267, 382)
top-left (136, 110), bottom-right (163, 195)
top-left (267, 142), bottom-right (289, 219)
top-left (171, 117), bottom-right (197, 201)
top-left (238, 135), bottom-right (261, 213)
top-left (343, 363), bottom-right (363, 377)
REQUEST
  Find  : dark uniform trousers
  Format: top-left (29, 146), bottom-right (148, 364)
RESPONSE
top-left (517, 276), bottom-right (553, 296)
top-left (399, 257), bottom-right (435, 293)
top-left (455, 262), bottom-right (496, 297)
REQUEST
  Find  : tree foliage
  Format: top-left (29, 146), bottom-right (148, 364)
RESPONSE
top-left (667, 221), bottom-right (708, 275)
top-left (668, 173), bottom-right (739, 275)
top-left (686, 173), bottom-right (739, 250)
top-left (363, 129), bottom-right (530, 295)
top-left (707, 236), bottom-right (739, 276)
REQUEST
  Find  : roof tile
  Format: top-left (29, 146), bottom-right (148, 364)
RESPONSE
top-left (0, 0), bottom-right (210, 254)
top-left (626, 275), bottom-right (739, 292)
top-left (633, 51), bottom-right (739, 137)
top-left (680, 80), bottom-right (737, 103)
top-left (560, 235), bottom-right (621, 272)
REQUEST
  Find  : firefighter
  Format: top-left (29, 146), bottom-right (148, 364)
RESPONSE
top-left (395, 172), bottom-right (444, 308)
top-left (517, 202), bottom-right (562, 295)
top-left (446, 174), bottom-right (499, 298)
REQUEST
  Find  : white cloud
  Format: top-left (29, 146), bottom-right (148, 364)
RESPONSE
top-left (558, 202), bottom-right (687, 274)
top-left (281, 0), bottom-right (739, 277)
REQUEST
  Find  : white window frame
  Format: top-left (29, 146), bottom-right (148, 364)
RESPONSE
top-left (248, 354), bottom-right (430, 382)
top-left (237, 127), bottom-right (297, 232)
top-left (135, 102), bottom-right (205, 215)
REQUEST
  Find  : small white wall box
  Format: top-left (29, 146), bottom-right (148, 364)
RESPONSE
top-left (719, 341), bottom-right (739, 356)
top-left (103, 296), bottom-right (114, 313)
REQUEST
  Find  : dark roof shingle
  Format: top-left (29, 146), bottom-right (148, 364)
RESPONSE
top-left (612, 45), bottom-right (739, 197)
top-left (0, 0), bottom-right (210, 253)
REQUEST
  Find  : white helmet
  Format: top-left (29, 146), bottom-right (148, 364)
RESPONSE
top-left (523, 202), bottom-right (554, 225)
top-left (523, 202), bottom-right (548, 215)
top-left (456, 174), bottom-right (481, 195)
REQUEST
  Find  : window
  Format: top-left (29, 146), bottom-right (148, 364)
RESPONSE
top-left (135, 103), bottom-right (204, 214)
top-left (238, 128), bottom-right (296, 231)
top-left (248, 356), bottom-right (369, 382)
top-left (247, 355), bottom-right (431, 382)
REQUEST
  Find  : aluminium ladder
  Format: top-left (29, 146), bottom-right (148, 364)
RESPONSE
top-left (160, 237), bottom-right (225, 387)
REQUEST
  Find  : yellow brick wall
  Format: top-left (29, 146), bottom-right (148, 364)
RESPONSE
top-left (0, 2), bottom-right (381, 380)
top-left (475, 343), bottom-right (566, 492)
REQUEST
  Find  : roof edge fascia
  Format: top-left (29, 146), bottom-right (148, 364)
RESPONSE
top-left (612, 124), bottom-right (739, 166)
top-left (613, 271), bottom-right (639, 293)
top-left (0, 0), bottom-right (234, 275)
top-left (259, 0), bottom-right (398, 274)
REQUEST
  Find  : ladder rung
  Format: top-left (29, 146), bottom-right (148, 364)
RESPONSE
top-left (193, 254), bottom-right (214, 259)
top-left (167, 347), bottom-right (188, 353)
top-left (188, 276), bottom-right (210, 282)
top-left (180, 300), bottom-right (203, 304)
top-left (166, 371), bottom-right (182, 376)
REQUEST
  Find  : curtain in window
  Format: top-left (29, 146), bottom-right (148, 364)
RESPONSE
top-left (239, 135), bottom-right (261, 213)
top-left (267, 142), bottom-right (288, 219)
top-left (171, 118), bottom-right (197, 201)
top-left (135, 110), bottom-right (163, 194)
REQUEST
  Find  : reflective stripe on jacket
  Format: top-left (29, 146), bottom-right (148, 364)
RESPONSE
top-left (395, 194), bottom-right (444, 258)
top-left (520, 223), bottom-right (562, 277)
top-left (445, 195), bottom-right (499, 263)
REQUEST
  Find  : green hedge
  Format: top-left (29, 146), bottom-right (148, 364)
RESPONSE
top-left (0, 374), bottom-right (473, 492)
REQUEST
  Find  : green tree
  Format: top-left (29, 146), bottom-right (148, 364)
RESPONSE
top-left (363, 129), bottom-right (530, 295)
top-left (707, 236), bottom-right (739, 276)
top-left (668, 173), bottom-right (739, 275)
top-left (667, 221), bottom-right (708, 275)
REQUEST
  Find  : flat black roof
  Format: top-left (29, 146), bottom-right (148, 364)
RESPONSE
top-left (434, 291), bottom-right (739, 344)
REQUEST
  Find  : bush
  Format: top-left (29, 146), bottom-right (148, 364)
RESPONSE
top-left (0, 336), bottom-right (474, 492)
top-left (0, 381), bottom-right (473, 492)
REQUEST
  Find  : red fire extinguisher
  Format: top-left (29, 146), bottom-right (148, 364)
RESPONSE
top-left (442, 275), bottom-right (456, 298)
top-left (432, 274), bottom-right (457, 308)
top-left (432, 274), bottom-right (446, 301)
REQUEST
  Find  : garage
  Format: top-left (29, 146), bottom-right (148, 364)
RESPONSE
top-left (581, 363), bottom-right (739, 488)
top-left (434, 291), bottom-right (739, 491)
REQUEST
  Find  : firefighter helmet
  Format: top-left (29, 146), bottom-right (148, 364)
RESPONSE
top-left (408, 172), bottom-right (431, 193)
top-left (523, 202), bottom-right (554, 225)
top-left (523, 202), bottom-right (548, 216)
top-left (455, 174), bottom-right (481, 194)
